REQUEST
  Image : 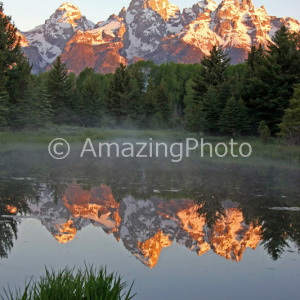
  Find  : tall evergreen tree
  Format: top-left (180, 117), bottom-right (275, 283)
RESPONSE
top-left (186, 46), bottom-right (231, 134)
top-left (78, 72), bottom-right (103, 127)
top-left (126, 76), bottom-right (144, 125)
top-left (192, 45), bottom-right (231, 98)
top-left (202, 86), bottom-right (223, 134)
top-left (184, 78), bottom-right (201, 133)
top-left (46, 56), bottom-right (72, 122)
top-left (76, 67), bottom-right (95, 94)
top-left (14, 78), bottom-right (53, 129)
top-left (0, 2), bottom-right (31, 122)
top-left (244, 26), bottom-right (300, 133)
top-left (35, 79), bottom-right (53, 126)
top-left (156, 81), bottom-right (172, 124)
top-left (241, 44), bottom-right (266, 131)
top-left (184, 102), bottom-right (205, 134)
top-left (219, 97), bottom-right (250, 136)
top-left (106, 63), bottom-right (131, 124)
top-left (246, 44), bottom-right (265, 73)
top-left (127, 62), bottom-right (146, 93)
top-left (106, 63), bottom-right (143, 125)
top-left (144, 76), bottom-right (157, 120)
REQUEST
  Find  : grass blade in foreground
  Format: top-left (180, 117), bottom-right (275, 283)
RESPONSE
top-left (1, 265), bottom-right (136, 300)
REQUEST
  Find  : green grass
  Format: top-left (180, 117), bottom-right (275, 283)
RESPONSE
top-left (1, 266), bottom-right (136, 300)
top-left (0, 127), bottom-right (299, 164)
top-left (0, 126), bottom-right (192, 144)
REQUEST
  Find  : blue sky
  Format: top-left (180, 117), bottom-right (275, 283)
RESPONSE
top-left (3, 0), bottom-right (300, 31)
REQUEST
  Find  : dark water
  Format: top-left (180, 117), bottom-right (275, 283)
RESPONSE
top-left (0, 146), bottom-right (300, 299)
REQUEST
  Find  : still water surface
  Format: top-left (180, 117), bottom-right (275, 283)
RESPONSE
top-left (0, 147), bottom-right (300, 299)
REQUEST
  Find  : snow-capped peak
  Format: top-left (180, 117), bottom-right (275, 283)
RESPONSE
top-left (143, 0), bottom-right (180, 21)
top-left (21, 2), bottom-right (94, 73)
top-left (197, 0), bottom-right (218, 13)
top-left (59, 2), bottom-right (80, 11)
top-left (51, 2), bottom-right (82, 27)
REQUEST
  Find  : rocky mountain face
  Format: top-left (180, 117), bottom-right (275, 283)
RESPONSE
top-left (26, 183), bottom-right (262, 268)
top-left (19, 2), bottom-right (94, 73)
top-left (19, 0), bottom-right (300, 74)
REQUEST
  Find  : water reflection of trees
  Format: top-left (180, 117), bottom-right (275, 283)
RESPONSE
top-left (0, 149), bottom-right (300, 260)
top-left (196, 197), bottom-right (225, 228)
top-left (0, 218), bottom-right (17, 259)
top-left (260, 210), bottom-right (300, 260)
top-left (0, 179), bottom-right (34, 258)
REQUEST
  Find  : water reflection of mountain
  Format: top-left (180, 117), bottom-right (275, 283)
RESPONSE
top-left (1, 178), bottom-right (300, 265)
top-left (24, 183), bottom-right (263, 268)
top-left (1, 150), bottom-right (300, 263)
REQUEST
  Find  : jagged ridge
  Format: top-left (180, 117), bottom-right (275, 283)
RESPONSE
top-left (19, 0), bottom-right (300, 74)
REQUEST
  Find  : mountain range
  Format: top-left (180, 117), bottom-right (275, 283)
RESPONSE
top-left (17, 0), bottom-right (300, 74)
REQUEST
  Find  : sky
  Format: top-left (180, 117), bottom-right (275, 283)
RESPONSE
top-left (3, 0), bottom-right (300, 31)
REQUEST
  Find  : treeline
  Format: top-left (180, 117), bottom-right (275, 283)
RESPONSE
top-left (1, 3), bottom-right (300, 144)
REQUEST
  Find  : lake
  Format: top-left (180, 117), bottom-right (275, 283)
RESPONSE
top-left (0, 145), bottom-right (300, 299)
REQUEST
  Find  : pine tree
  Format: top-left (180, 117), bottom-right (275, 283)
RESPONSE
top-left (78, 72), bottom-right (103, 127)
top-left (192, 45), bottom-right (231, 98)
top-left (13, 78), bottom-right (53, 129)
top-left (187, 46), bottom-right (231, 134)
top-left (183, 78), bottom-right (194, 109)
top-left (218, 80), bottom-right (233, 109)
top-left (0, 92), bottom-right (9, 127)
top-left (184, 101), bottom-right (205, 134)
top-left (0, 3), bottom-right (31, 118)
top-left (127, 62), bottom-right (146, 94)
top-left (278, 84), bottom-right (300, 145)
top-left (241, 44), bottom-right (266, 132)
top-left (6, 58), bottom-right (32, 106)
top-left (184, 78), bottom-right (200, 132)
top-left (219, 97), bottom-right (250, 136)
top-left (13, 89), bottom-right (36, 129)
top-left (34, 78), bottom-right (53, 127)
top-left (126, 76), bottom-right (144, 126)
top-left (202, 86), bottom-right (222, 134)
top-left (202, 80), bottom-right (233, 134)
top-left (150, 112), bottom-right (164, 129)
top-left (156, 81), bottom-right (172, 124)
top-left (245, 26), bottom-right (300, 133)
top-left (144, 77), bottom-right (157, 119)
top-left (106, 63), bottom-right (132, 124)
top-left (106, 63), bottom-right (144, 126)
top-left (246, 44), bottom-right (265, 73)
top-left (46, 56), bottom-right (72, 121)
top-left (76, 68), bottom-right (95, 94)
